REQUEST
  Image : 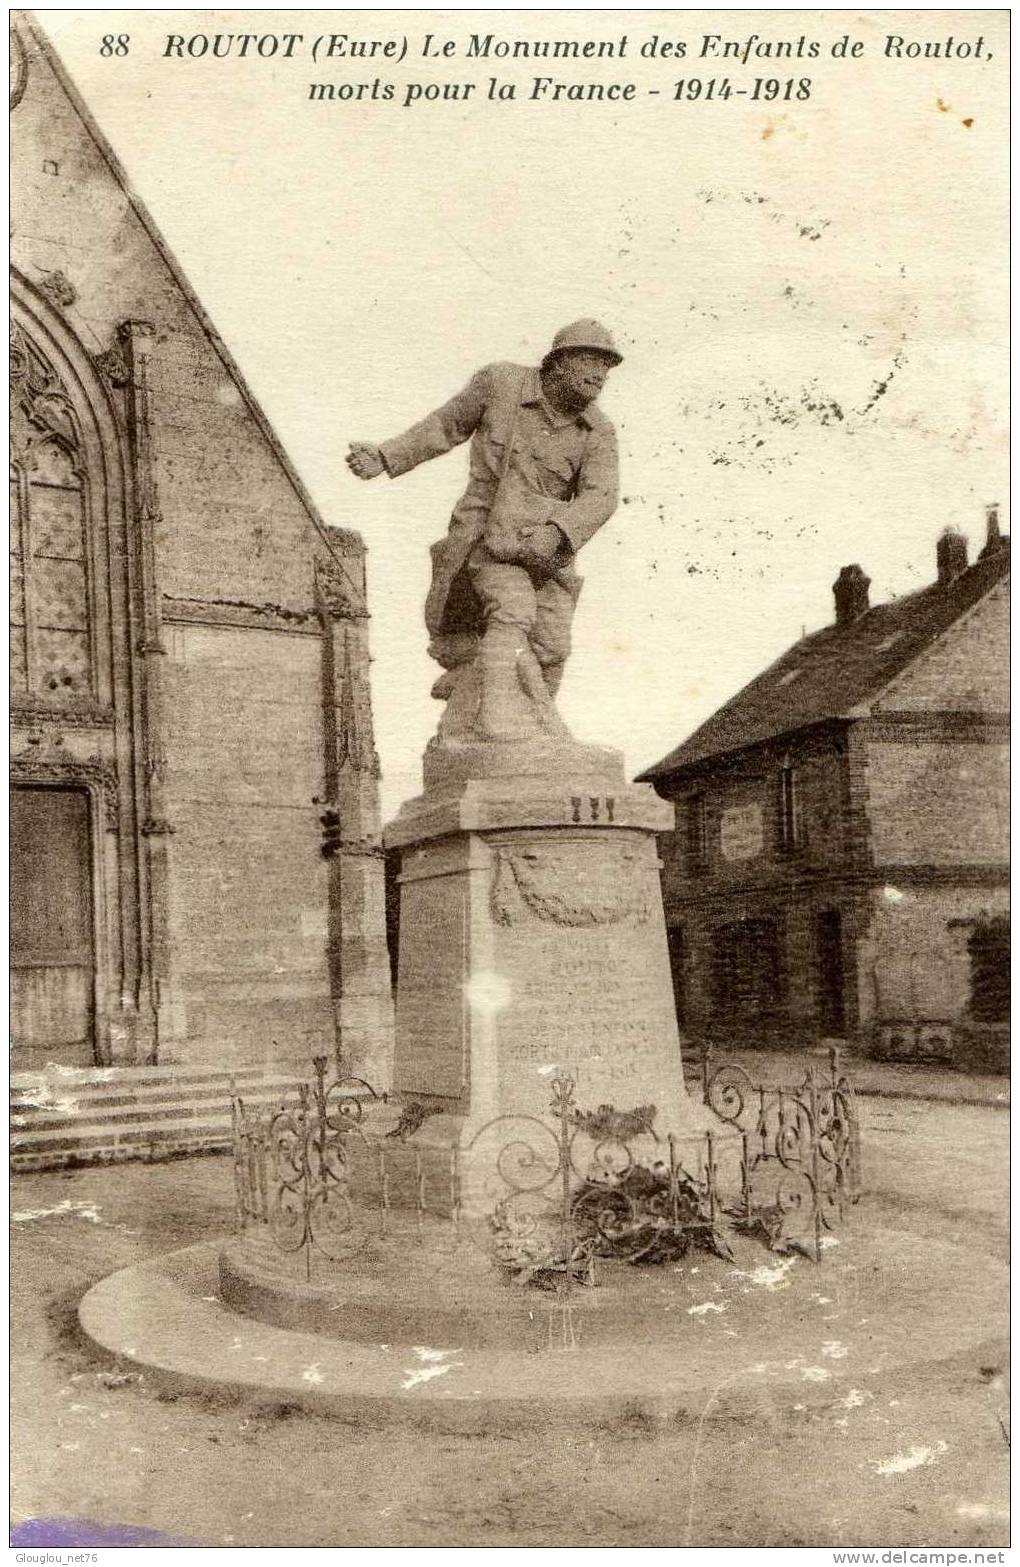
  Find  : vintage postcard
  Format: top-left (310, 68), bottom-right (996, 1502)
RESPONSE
top-left (9, 7), bottom-right (1009, 1555)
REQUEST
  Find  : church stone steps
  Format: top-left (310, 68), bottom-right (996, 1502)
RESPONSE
top-left (11, 1115), bottom-right (237, 1172)
top-left (10, 1087), bottom-right (297, 1134)
top-left (10, 1062), bottom-right (298, 1094)
top-left (8, 1062), bottom-right (309, 1172)
top-left (11, 1074), bottom-right (302, 1119)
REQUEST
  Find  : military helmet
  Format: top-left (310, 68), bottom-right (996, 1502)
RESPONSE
top-left (543, 318), bottom-right (623, 368)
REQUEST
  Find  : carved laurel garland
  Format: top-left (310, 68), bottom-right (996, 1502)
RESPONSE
top-left (491, 845), bottom-right (653, 928)
top-left (10, 751), bottom-right (119, 831)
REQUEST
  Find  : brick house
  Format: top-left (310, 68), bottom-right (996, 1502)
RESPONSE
top-left (9, 19), bottom-right (394, 1093)
top-left (638, 516), bottom-right (1009, 1069)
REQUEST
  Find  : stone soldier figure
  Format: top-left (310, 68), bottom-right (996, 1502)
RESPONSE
top-left (347, 320), bottom-right (621, 742)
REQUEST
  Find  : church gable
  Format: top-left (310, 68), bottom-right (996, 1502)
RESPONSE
top-left (10, 18), bottom-right (360, 618)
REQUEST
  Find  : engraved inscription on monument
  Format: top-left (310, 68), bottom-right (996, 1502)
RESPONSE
top-left (484, 831), bottom-right (683, 1115)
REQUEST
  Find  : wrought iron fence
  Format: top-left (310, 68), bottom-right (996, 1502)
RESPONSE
top-left (230, 1048), bottom-right (862, 1283)
top-left (231, 1056), bottom-right (445, 1279)
top-left (699, 1044), bottom-right (862, 1259)
top-left (459, 1075), bottom-right (739, 1288)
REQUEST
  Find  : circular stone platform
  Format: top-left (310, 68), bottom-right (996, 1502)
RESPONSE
top-left (78, 1218), bottom-right (1008, 1433)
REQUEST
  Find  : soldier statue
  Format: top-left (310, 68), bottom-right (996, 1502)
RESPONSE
top-left (347, 320), bottom-right (622, 744)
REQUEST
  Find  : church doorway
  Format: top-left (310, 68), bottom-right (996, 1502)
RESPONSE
top-left (10, 785), bottom-right (96, 1069)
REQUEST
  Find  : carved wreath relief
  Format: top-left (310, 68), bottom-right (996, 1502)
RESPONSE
top-left (491, 842), bottom-right (653, 928)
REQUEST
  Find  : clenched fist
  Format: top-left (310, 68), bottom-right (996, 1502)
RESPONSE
top-left (346, 442), bottom-right (385, 480)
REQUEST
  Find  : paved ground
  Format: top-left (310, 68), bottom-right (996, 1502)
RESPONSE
top-left (10, 1090), bottom-right (1010, 1549)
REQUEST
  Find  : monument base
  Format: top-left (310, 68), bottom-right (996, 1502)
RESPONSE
top-left (385, 757), bottom-right (699, 1133)
top-left (78, 1216), bottom-right (1000, 1432)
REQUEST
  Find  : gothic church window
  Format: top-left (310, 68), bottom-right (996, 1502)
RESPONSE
top-left (10, 320), bottom-right (93, 700)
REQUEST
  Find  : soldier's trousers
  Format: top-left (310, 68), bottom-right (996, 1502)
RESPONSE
top-left (467, 543), bottom-right (582, 695)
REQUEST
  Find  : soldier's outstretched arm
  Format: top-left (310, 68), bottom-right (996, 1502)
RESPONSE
top-left (346, 366), bottom-right (490, 484)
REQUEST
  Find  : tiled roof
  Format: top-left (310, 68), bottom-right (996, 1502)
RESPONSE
top-left (638, 544), bottom-right (1010, 781)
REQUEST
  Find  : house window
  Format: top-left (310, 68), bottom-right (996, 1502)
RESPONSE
top-left (686, 791), bottom-right (708, 871)
top-left (779, 763), bottom-right (802, 853)
top-left (968, 917), bottom-right (1009, 1023)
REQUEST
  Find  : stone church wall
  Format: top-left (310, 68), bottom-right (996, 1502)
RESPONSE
top-left (160, 623), bottom-right (334, 1066)
top-left (10, 20), bottom-right (394, 1081)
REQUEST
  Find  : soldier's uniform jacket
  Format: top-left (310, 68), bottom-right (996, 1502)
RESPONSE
top-left (379, 361), bottom-right (619, 637)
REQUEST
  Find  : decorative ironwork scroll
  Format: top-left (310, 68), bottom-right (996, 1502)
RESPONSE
top-left (231, 1056), bottom-right (385, 1279)
top-left (230, 1052), bottom-right (862, 1293)
top-left (701, 1044), bottom-right (862, 1260)
top-left (461, 1076), bottom-right (733, 1285)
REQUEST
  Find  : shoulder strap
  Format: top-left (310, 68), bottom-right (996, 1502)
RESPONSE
top-left (498, 370), bottom-right (526, 483)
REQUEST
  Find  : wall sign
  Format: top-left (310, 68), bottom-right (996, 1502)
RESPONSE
top-left (720, 803), bottom-right (764, 862)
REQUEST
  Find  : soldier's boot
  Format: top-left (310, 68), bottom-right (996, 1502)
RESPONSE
top-left (474, 623), bottom-right (543, 740)
top-left (517, 649), bottom-right (571, 737)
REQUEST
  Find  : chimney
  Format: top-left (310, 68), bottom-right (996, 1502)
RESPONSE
top-left (979, 502), bottom-right (1006, 560)
top-left (936, 527), bottom-right (968, 584)
top-left (833, 564), bottom-right (870, 626)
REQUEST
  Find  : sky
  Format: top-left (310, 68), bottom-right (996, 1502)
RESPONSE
top-left (39, 9), bottom-right (1009, 816)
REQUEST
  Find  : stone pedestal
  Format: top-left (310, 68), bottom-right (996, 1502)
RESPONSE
top-left (385, 749), bottom-right (697, 1134)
